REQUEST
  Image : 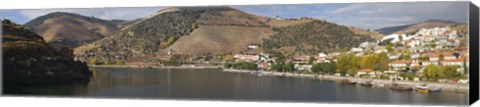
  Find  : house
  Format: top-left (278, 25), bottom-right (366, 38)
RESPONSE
top-left (381, 33), bottom-right (407, 43)
top-left (411, 53), bottom-right (420, 59)
top-left (411, 47), bottom-right (428, 53)
top-left (442, 52), bottom-right (457, 60)
top-left (447, 30), bottom-right (459, 40)
top-left (373, 46), bottom-right (388, 54)
top-left (440, 57), bottom-right (465, 66)
top-left (294, 64), bottom-right (312, 71)
top-left (328, 52), bottom-right (341, 57)
top-left (421, 61), bottom-right (438, 66)
top-left (258, 62), bottom-right (271, 70)
top-left (292, 56), bottom-right (310, 64)
top-left (356, 69), bottom-right (376, 77)
top-left (350, 48), bottom-right (363, 53)
top-left (389, 60), bottom-right (409, 70)
top-left (408, 39), bottom-right (422, 47)
top-left (247, 45), bottom-right (259, 49)
top-left (425, 53), bottom-right (440, 61)
top-left (388, 54), bottom-right (400, 60)
top-left (422, 35), bottom-right (436, 42)
top-left (359, 42), bottom-right (377, 48)
top-left (234, 54), bottom-right (260, 61)
top-left (318, 53), bottom-right (328, 58)
top-left (410, 59), bottom-right (422, 68)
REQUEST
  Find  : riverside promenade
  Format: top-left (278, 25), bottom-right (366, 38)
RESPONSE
top-left (223, 69), bottom-right (469, 93)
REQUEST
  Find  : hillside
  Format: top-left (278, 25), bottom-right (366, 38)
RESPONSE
top-left (376, 19), bottom-right (460, 35)
top-left (75, 6), bottom-right (380, 63)
top-left (2, 19), bottom-right (92, 93)
top-left (23, 12), bottom-right (124, 48)
top-left (262, 20), bottom-right (376, 55)
top-left (349, 27), bottom-right (384, 40)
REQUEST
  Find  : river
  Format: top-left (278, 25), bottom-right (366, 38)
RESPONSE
top-left (12, 67), bottom-right (469, 106)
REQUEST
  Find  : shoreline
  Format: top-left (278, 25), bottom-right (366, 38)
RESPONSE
top-left (222, 69), bottom-right (469, 94)
top-left (88, 64), bottom-right (223, 69)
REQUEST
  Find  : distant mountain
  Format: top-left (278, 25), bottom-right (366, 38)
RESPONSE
top-left (375, 19), bottom-right (461, 35)
top-left (2, 19), bottom-right (91, 92)
top-left (74, 6), bottom-right (378, 63)
top-left (23, 12), bottom-right (125, 48)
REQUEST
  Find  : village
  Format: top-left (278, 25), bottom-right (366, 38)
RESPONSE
top-left (227, 25), bottom-right (470, 87)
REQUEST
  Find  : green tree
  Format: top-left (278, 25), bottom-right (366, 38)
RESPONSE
top-left (423, 65), bottom-right (444, 81)
top-left (376, 52), bottom-right (390, 71)
top-left (89, 58), bottom-right (98, 65)
top-left (347, 68), bottom-right (358, 77)
top-left (386, 44), bottom-right (393, 52)
top-left (320, 62), bottom-right (336, 74)
top-left (439, 54), bottom-right (445, 61)
top-left (191, 23), bottom-right (198, 29)
top-left (272, 51), bottom-right (286, 64)
top-left (359, 54), bottom-right (378, 69)
top-left (308, 56), bottom-right (316, 65)
top-left (160, 36), bottom-right (175, 49)
top-left (104, 60), bottom-right (110, 65)
top-left (271, 64), bottom-right (284, 72)
top-left (398, 53), bottom-right (411, 60)
top-left (283, 63), bottom-right (294, 72)
top-left (311, 63), bottom-right (322, 74)
top-left (336, 53), bottom-right (359, 75)
top-left (115, 60), bottom-right (125, 65)
top-left (441, 65), bottom-right (466, 79)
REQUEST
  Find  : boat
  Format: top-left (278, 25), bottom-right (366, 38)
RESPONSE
top-left (389, 83), bottom-right (412, 91)
top-left (343, 79), bottom-right (357, 85)
top-left (429, 87), bottom-right (442, 93)
top-left (359, 80), bottom-right (373, 87)
top-left (415, 85), bottom-right (430, 93)
top-left (348, 81), bottom-right (357, 85)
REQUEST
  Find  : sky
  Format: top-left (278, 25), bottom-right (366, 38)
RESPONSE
top-left (0, 1), bottom-right (469, 30)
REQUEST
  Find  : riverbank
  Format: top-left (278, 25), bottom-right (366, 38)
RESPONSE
top-left (222, 69), bottom-right (469, 93)
top-left (89, 65), bottom-right (223, 69)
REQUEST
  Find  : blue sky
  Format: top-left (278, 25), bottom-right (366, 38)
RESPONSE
top-left (0, 1), bottom-right (468, 30)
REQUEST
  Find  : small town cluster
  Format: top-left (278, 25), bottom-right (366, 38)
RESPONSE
top-left (229, 26), bottom-right (469, 84)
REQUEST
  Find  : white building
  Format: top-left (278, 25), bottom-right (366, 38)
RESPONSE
top-left (408, 39), bottom-right (422, 47)
top-left (422, 61), bottom-right (438, 66)
top-left (359, 42), bottom-right (377, 48)
top-left (247, 45), bottom-right (259, 49)
top-left (350, 48), bottom-right (364, 53)
top-left (318, 53), bottom-right (328, 58)
top-left (389, 60), bottom-right (409, 70)
top-left (381, 33), bottom-right (408, 43)
top-left (234, 54), bottom-right (260, 61)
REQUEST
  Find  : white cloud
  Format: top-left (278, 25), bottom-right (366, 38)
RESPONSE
top-left (18, 7), bottom-right (164, 21)
top-left (324, 1), bottom-right (469, 29)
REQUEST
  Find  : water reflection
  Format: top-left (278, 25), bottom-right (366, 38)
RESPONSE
top-left (21, 67), bottom-right (468, 105)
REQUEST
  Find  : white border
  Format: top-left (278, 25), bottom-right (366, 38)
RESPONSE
top-left (0, 0), bottom-right (478, 107)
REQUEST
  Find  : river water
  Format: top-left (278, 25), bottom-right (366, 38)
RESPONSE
top-left (14, 67), bottom-right (469, 106)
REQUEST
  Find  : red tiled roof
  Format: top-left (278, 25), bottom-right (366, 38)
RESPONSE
top-left (358, 69), bottom-right (375, 72)
top-left (441, 57), bottom-right (465, 62)
top-left (390, 60), bottom-right (409, 64)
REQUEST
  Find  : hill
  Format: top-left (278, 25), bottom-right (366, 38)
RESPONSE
top-left (2, 19), bottom-right (92, 93)
top-left (23, 12), bottom-right (124, 48)
top-left (262, 20), bottom-right (376, 55)
top-left (75, 6), bottom-right (378, 63)
top-left (376, 19), bottom-right (460, 35)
